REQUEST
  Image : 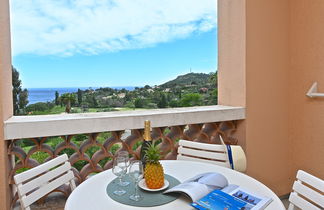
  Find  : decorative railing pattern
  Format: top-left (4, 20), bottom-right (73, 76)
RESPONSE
top-left (5, 106), bottom-right (245, 207)
top-left (8, 121), bottom-right (238, 205)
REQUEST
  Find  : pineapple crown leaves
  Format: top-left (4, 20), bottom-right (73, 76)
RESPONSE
top-left (144, 142), bottom-right (161, 164)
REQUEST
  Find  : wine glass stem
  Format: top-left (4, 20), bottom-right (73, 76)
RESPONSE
top-left (119, 176), bottom-right (123, 185)
top-left (134, 181), bottom-right (139, 197)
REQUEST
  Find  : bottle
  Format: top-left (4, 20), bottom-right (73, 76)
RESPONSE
top-left (140, 120), bottom-right (152, 171)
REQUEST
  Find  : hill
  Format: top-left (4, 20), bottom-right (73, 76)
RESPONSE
top-left (160, 73), bottom-right (211, 88)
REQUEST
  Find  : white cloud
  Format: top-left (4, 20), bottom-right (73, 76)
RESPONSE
top-left (10, 0), bottom-right (217, 56)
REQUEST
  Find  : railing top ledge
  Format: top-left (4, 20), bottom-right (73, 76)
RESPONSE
top-left (4, 105), bottom-right (245, 140)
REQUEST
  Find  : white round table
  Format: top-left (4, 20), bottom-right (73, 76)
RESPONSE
top-left (65, 160), bottom-right (285, 210)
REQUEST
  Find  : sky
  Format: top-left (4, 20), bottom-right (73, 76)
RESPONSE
top-left (10, 0), bottom-right (217, 88)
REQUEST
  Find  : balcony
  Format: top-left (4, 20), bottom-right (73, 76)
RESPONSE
top-left (5, 106), bottom-right (244, 208)
top-left (1, 0), bottom-right (324, 210)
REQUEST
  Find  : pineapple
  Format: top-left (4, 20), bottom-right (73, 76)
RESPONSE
top-left (144, 142), bottom-right (165, 189)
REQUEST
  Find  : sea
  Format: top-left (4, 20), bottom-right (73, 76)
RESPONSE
top-left (27, 87), bottom-right (135, 105)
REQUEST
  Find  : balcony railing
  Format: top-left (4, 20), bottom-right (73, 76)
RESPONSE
top-left (4, 105), bottom-right (245, 206)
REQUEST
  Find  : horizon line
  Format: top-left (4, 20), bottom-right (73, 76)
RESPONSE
top-left (23, 71), bottom-right (217, 89)
top-left (25, 86), bottom-right (139, 89)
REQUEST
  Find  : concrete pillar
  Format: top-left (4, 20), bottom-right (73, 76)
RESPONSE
top-left (218, 0), bottom-right (292, 195)
top-left (245, 0), bottom-right (291, 195)
top-left (0, 0), bottom-right (13, 209)
top-left (218, 0), bottom-right (246, 107)
top-left (218, 0), bottom-right (247, 150)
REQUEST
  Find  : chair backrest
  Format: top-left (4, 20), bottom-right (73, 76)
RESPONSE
top-left (288, 170), bottom-right (324, 210)
top-left (177, 140), bottom-right (231, 169)
top-left (14, 154), bottom-right (76, 210)
top-left (177, 139), bottom-right (247, 172)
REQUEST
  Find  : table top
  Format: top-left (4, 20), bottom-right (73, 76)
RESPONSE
top-left (65, 160), bottom-right (285, 210)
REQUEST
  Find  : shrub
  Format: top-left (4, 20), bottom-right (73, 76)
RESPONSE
top-left (180, 93), bottom-right (203, 107)
top-left (26, 102), bottom-right (52, 112)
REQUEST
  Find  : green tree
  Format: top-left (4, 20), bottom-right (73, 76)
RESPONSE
top-left (12, 66), bottom-right (22, 115)
top-left (77, 89), bottom-right (83, 105)
top-left (174, 87), bottom-right (182, 99)
top-left (146, 103), bottom-right (158, 109)
top-left (134, 98), bottom-right (144, 108)
top-left (26, 102), bottom-right (54, 113)
top-left (180, 93), bottom-right (203, 107)
top-left (92, 95), bottom-right (98, 108)
top-left (125, 101), bottom-right (135, 109)
top-left (209, 72), bottom-right (218, 86)
top-left (55, 91), bottom-right (60, 105)
top-left (167, 93), bottom-right (171, 102)
top-left (169, 100), bottom-right (179, 108)
top-left (152, 91), bottom-right (161, 104)
top-left (60, 93), bottom-right (76, 113)
top-left (125, 92), bottom-right (132, 101)
top-left (157, 93), bottom-right (168, 108)
top-left (18, 89), bottom-right (29, 113)
top-left (209, 89), bottom-right (218, 105)
top-left (12, 66), bottom-right (29, 115)
top-left (26, 102), bottom-right (48, 112)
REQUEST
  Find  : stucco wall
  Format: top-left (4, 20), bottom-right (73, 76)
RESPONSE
top-left (245, 0), bottom-right (292, 196)
top-left (0, 0), bottom-right (13, 209)
top-left (289, 0), bottom-right (324, 180)
top-left (219, 0), bottom-right (324, 196)
top-left (219, 0), bottom-right (292, 196)
top-left (218, 0), bottom-right (246, 107)
top-left (218, 0), bottom-right (247, 150)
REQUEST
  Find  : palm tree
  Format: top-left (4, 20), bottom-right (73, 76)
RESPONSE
top-left (60, 93), bottom-right (76, 113)
top-left (209, 72), bottom-right (218, 86)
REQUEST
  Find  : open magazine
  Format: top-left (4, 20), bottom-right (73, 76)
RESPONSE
top-left (164, 172), bottom-right (272, 210)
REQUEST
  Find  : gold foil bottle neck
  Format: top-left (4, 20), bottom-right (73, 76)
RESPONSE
top-left (143, 120), bottom-right (152, 141)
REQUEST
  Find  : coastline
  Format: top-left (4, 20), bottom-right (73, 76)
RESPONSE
top-left (27, 86), bottom-right (136, 104)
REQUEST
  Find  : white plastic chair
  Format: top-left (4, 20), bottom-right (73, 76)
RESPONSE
top-left (14, 154), bottom-right (76, 210)
top-left (177, 138), bottom-right (247, 172)
top-left (288, 170), bottom-right (324, 210)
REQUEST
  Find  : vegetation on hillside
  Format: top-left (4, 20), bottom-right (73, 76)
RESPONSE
top-left (161, 72), bottom-right (211, 88)
top-left (25, 72), bottom-right (218, 115)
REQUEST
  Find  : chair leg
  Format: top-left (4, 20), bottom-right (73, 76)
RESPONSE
top-left (288, 203), bottom-right (295, 210)
top-left (69, 180), bottom-right (76, 191)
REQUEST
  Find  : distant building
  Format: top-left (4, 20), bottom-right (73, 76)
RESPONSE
top-left (117, 93), bottom-right (126, 98)
top-left (199, 88), bottom-right (208, 93)
top-left (102, 96), bottom-right (113, 99)
top-left (163, 88), bottom-right (171, 92)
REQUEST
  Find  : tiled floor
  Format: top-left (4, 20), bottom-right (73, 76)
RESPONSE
top-left (13, 193), bottom-right (65, 210)
top-left (13, 194), bottom-right (291, 210)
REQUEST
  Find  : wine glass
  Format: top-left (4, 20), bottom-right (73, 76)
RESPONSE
top-left (128, 160), bottom-right (143, 201)
top-left (117, 151), bottom-right (130, 186)
top-left (112, 157), bottom-right (127, 196)
top-left (118, 151), bottom-right (130, 166)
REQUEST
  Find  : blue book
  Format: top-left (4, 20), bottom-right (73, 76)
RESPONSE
top-left (164, 173), bottom-right (272, 210)
top-left (191, 189), bottom-right (247, 210)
